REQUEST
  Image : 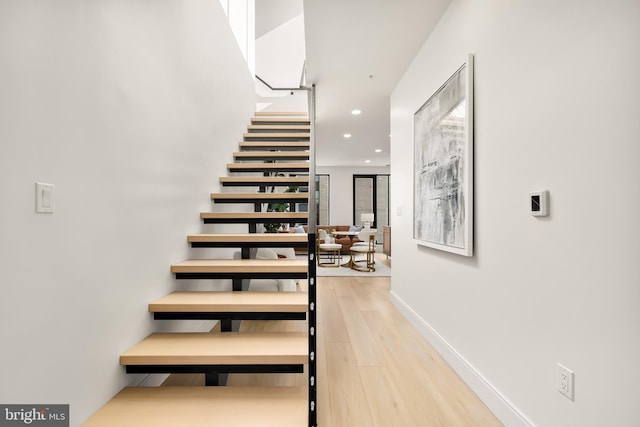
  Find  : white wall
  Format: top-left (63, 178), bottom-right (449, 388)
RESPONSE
top-left (390, 1), bottom-right (640, 426)
top-left (0, 1), bottom-right (255, 425)
top-left (255, 0), bottom-right (303, 39)
top-left (255, 12), bottom-right (308, 113)
top-left (317, 166), bottom-right (390, 225)
top-left (256, 13), bottom-right (306, 88)
top-left (225, 0), bottom-right (256, 77)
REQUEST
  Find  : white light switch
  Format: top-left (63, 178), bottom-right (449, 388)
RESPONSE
top-left (36, 183), bottom-right (55, 213)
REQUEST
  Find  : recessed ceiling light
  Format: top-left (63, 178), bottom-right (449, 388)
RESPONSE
top-left (365, 160), bottom-right (371, 163)
top-left (343, 133), bottom-right (352, 138)
top-left (351, 109), bottom-right (362, 115)
top-left (375, 149), bottom-right (382, 153)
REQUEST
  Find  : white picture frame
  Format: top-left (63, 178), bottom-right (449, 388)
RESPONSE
top-left (413, 54), bottom-right (474, 256)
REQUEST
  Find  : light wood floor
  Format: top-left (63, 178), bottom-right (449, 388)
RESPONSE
top-left (163, 261), bottom-right (503, 426)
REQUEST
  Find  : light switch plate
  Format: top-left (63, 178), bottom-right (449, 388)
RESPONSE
top-left (36, 182), bottom-right (55, 213)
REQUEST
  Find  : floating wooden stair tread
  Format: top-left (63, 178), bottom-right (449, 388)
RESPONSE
top-left (211, 192), bottom-right (309, 203)
top-left (120, 332), bottom-right (308, 366)
top-left (228, 162), bottom-right (309, 172)
top-left (150, 291), bottom-right (308, 313)
top-left (88, 109), bottom-right (315, 427)
top-left (171, 259), bottom-right (307, 275)
top-left (233, 151), bottom-right (309, 161)
top-left (200, 211), bottom-right (308, 224)
top-left (186, 233), bottom-right (308, 248)
top-left (238, 141), bottom-right (310, 151)
top-left (187, 233), bottom-right (308, 244)
top-left (255, 111), bottom-right (308, 116)
top-left (150, 291), bottom-right (308, 321)
top-left (247, 124), bottom-right (310, 132)
top-left (252, 117), bottom-right (310, 124)
top-left (243, 133), bottom-right (309, 140)
top-left (83, 386), bottom-right (307, 427)
top-left (219, 176), bottom-right (309, 187)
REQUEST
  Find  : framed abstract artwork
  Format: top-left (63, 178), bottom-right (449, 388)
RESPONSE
top-left (413, 54), bottom-right (474, 256)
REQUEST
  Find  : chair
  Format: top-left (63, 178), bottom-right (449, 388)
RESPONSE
top-left (351, 228), bottom-right (377, 249)
top-left (317, 229), bottom-right (327, 245)
top-left (318, 242), bottom-right (342, 267)
top-left (349, 229), bottom-right (376, 272)
top-left (317, 229), bottom-right (341, 267)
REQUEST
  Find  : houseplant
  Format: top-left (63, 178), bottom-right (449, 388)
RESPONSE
top-left (264, 185), bottom-right (299, 233)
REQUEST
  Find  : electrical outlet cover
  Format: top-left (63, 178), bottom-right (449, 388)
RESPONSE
top-left (557, 363), bottom-right (574, 401)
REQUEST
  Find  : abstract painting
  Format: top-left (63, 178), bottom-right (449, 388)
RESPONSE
top-left (413, 54), bottom-right (473, 256)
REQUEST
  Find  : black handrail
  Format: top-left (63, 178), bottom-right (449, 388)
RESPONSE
top-left (255, 60), bottom-right (307, 92)
top-left (255, 74), bottom-right (306, 92)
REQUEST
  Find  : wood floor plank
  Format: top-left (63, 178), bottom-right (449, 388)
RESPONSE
top-left (316, 323), bottom-right (333, 427)
top-left (361, 309), bottom-right (503, 426)
top-left (317, 284), bottom-right (350, 343)
top-left (360, 310), bottom-right (459, 426)
top-left (159, 276), bottom-right (504, 427)
top-left (359, 366), bottom-right (420, 427)
top-left (325, 341), bottom-right (375, 427)
top-left (337, 295), bottom-right (382, 366)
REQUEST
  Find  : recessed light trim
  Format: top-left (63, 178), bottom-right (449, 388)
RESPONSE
top-left (365, 160), bottom-right (371, 163)
top-left (343, 133), bottom-right (352, 138)
top-left (375, 149), bottom-right (382, 153)
top-left (351, 109), bottom-right (362, 115)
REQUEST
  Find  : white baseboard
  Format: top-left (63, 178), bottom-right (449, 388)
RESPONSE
top-left (135, 320), bottom-right (218, 387)
top-left (390, 291), bottom-right (535, 427)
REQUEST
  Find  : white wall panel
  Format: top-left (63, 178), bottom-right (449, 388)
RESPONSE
top-left (391, 1), bottom-right (640, 426)
top-left (0, 0), bottom-right (255, 424)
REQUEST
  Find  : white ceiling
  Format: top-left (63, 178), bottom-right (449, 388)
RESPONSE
top-left (302, 0), bottom-right (452, 167)
top-left (254, 0), bottom-right (452, 167)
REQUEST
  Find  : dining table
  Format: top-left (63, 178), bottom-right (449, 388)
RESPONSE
top-left (331, 230), bottom-right (360, 267)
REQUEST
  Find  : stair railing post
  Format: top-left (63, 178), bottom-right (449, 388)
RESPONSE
top-left (255, 73), bottom-right (317, 427)
top-left (306, 84), bottom-right (317, 427)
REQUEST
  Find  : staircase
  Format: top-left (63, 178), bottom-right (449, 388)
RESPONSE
top-left (84, 111), bottom-right (317, 427)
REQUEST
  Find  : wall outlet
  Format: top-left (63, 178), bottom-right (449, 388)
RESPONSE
top-left (557, 363), bottom-right (574, 400)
